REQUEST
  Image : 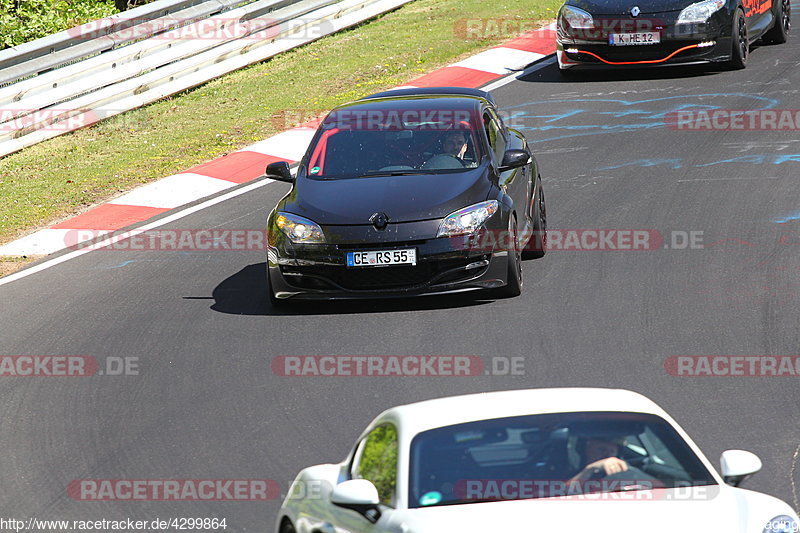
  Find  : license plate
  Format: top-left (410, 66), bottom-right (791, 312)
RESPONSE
top-left (346, 249), bottom-right (417, 267)
top-left (608, 32), bottom-right (661, 45)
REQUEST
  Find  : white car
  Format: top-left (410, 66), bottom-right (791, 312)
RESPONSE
top-left (276, 388), bottom-right (799, 533)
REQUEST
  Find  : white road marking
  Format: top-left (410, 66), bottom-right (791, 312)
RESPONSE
top-left (0, 179), bottom-right (274, 287)
top-left (677, 177), bottom-right (781, 182)
top-left (450, 48), bottom-right (545, 75)
top-left (482, 57), bottom-right (557, 92)
top-left (108, 173), bottom-right (236, 209)
top-left (243, 128), bottom-right (317, 161)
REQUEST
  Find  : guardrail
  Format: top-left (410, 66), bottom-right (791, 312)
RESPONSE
top-left (0, 0), bottom-right (414, 159)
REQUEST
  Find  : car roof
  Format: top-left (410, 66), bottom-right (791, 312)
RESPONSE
top-left (358, 87), bottom-right (496, 107)
top-left (331, 90), bottom-right (488, 115)
top-left (377, 387), bottom-right (668, 436)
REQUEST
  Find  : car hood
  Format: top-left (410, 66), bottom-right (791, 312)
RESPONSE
top-left (565, 0), bottom-right (689, 14)
top-left (280, 166), bottom-right (494, 226)
top-left (393, 486), bottom-right (786, 533)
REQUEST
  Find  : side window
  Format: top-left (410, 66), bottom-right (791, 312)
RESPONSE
top-left (483, 112), bottom-right (497, 153)
top-left (352, 424), bottom-right (399, 507)
top-left (483, 111), bottom-right (506, 163)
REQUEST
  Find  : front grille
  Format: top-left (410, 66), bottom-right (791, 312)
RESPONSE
top-left (334, 240), bottom-right (427, 250)
top-left (281, 256), bottom-right (488, 291)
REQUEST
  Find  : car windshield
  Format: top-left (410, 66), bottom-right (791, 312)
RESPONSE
top-left (304, 107), bottom-right (485, 179)
top-left (408, 411), bottom-right (717, 508)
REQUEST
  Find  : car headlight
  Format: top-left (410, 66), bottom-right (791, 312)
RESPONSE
top-left (559, 5), bottom-right (594, 29)
top-left (275, 212), bottom-right (325, 244)
top-left (763, 516), bottom-right (800, 533)
top-left (677, 0), bottom-right (724, 23)
top-left (437, 200), bottom-right (499, 237)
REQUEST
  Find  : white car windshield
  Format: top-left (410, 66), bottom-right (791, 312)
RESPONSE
top-left (408, 411), bottom-right (717, 508)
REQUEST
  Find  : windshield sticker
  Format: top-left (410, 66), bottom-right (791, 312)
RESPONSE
top-left (419, 491), bottom-right (442, 506)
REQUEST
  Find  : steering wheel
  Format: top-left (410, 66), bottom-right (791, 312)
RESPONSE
top-left (590, 466), bottom-right (665, 490)
top-left (421, 153), bottom-right (466, 170)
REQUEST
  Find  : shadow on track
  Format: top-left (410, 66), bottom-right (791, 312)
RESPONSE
top-left (518, 60), bottom-right (724, 84)
top-left (204, 262), bottom-right (493, 316)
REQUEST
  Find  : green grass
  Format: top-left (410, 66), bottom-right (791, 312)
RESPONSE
top-left (0, 0), bottom-right (118, 49)
top-left (0, 0), bottom-right (560, 247)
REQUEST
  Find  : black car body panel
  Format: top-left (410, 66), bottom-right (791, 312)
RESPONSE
top-left (265, 88), bottom-right (543, 301)
top-left (281, 164), bottom-right (494, 226)
top-left (556, 0), bottom-right (785, 69)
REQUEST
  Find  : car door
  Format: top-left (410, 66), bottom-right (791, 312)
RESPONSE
top-left (741, 0), bottom-right (774, 36)
top-left (328, 424), bottom-right (400, 533)
top-left (483, 107), bottom-right (529, 235)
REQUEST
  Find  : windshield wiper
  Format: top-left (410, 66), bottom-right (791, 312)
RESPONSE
top-left (360, 170), bottom-right (427, 177)
top-left (424, 497), bottom-right (521, 507)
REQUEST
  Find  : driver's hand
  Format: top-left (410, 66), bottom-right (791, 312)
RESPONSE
top-left (585, 457), bottom-right (628, 476)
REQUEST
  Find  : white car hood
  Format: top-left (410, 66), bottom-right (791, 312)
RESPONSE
top-left (393, 486), bottom-right (779, 533)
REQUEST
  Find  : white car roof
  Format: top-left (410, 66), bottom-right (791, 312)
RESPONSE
top-left (376, 387), bottom-right (669, 436)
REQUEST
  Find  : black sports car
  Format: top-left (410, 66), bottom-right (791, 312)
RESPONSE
top-left (556, 0), bottom-right (789, 71)
top-left (264, 88), bottom-right (547, 303)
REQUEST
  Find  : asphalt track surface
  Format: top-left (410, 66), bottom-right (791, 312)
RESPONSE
top-left (1, 32), bottom-right (800, 530)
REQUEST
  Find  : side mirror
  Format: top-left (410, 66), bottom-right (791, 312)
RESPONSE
top-left (720, 449), bottom-right (762, 486)
top-left (331, 479), bottom-right (382, 524)
top-left (498, 149), bottom-right (531, 172)
top-left (266, 161), bottom-right (294, 183)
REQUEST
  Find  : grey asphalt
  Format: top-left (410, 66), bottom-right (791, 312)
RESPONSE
top-left (1, 33), bottom-right (799, 529)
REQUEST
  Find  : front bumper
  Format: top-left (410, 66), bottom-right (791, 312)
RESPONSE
top-left (267, 226), bottom-right (512, 300)
top-left (556, 10), bottom-right (733, 69)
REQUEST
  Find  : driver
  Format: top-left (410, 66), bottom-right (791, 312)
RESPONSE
top-left (568, 436), bottom-right (629, 482)
top-left (421, 131), bottom-right (468, 170)
top-left (441, 131), bottom-right (467, 160)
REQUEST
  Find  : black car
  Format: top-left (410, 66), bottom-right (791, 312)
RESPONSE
top-left (264, 87), bottom-right (547, 303)
top-left (556, 0), bottom-right (789, 71)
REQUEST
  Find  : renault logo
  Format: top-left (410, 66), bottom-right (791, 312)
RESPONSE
top-left (370, 212), bottom-right (390, 230)
top-left (630, 5), bottom-right (641, 16)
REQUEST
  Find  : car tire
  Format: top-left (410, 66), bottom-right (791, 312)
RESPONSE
top-left (763, 0), bottom-right (790, 44)
top-left (279, 519), bottom-right (296, 533)
top-left (496, 215), bottom-right (523, 298)
top-left (523, 181), bottom-right (547, 260)
top-left (727, 8), bottom-right (749, 69)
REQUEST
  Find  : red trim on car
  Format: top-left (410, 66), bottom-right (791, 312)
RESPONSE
top-left (572, 44), bottom-right (702, 65)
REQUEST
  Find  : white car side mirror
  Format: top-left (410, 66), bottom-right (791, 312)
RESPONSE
top-left (331, 480), bottom-right (382, 523)
top-left (720, 449), bottom-right (762, 486)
